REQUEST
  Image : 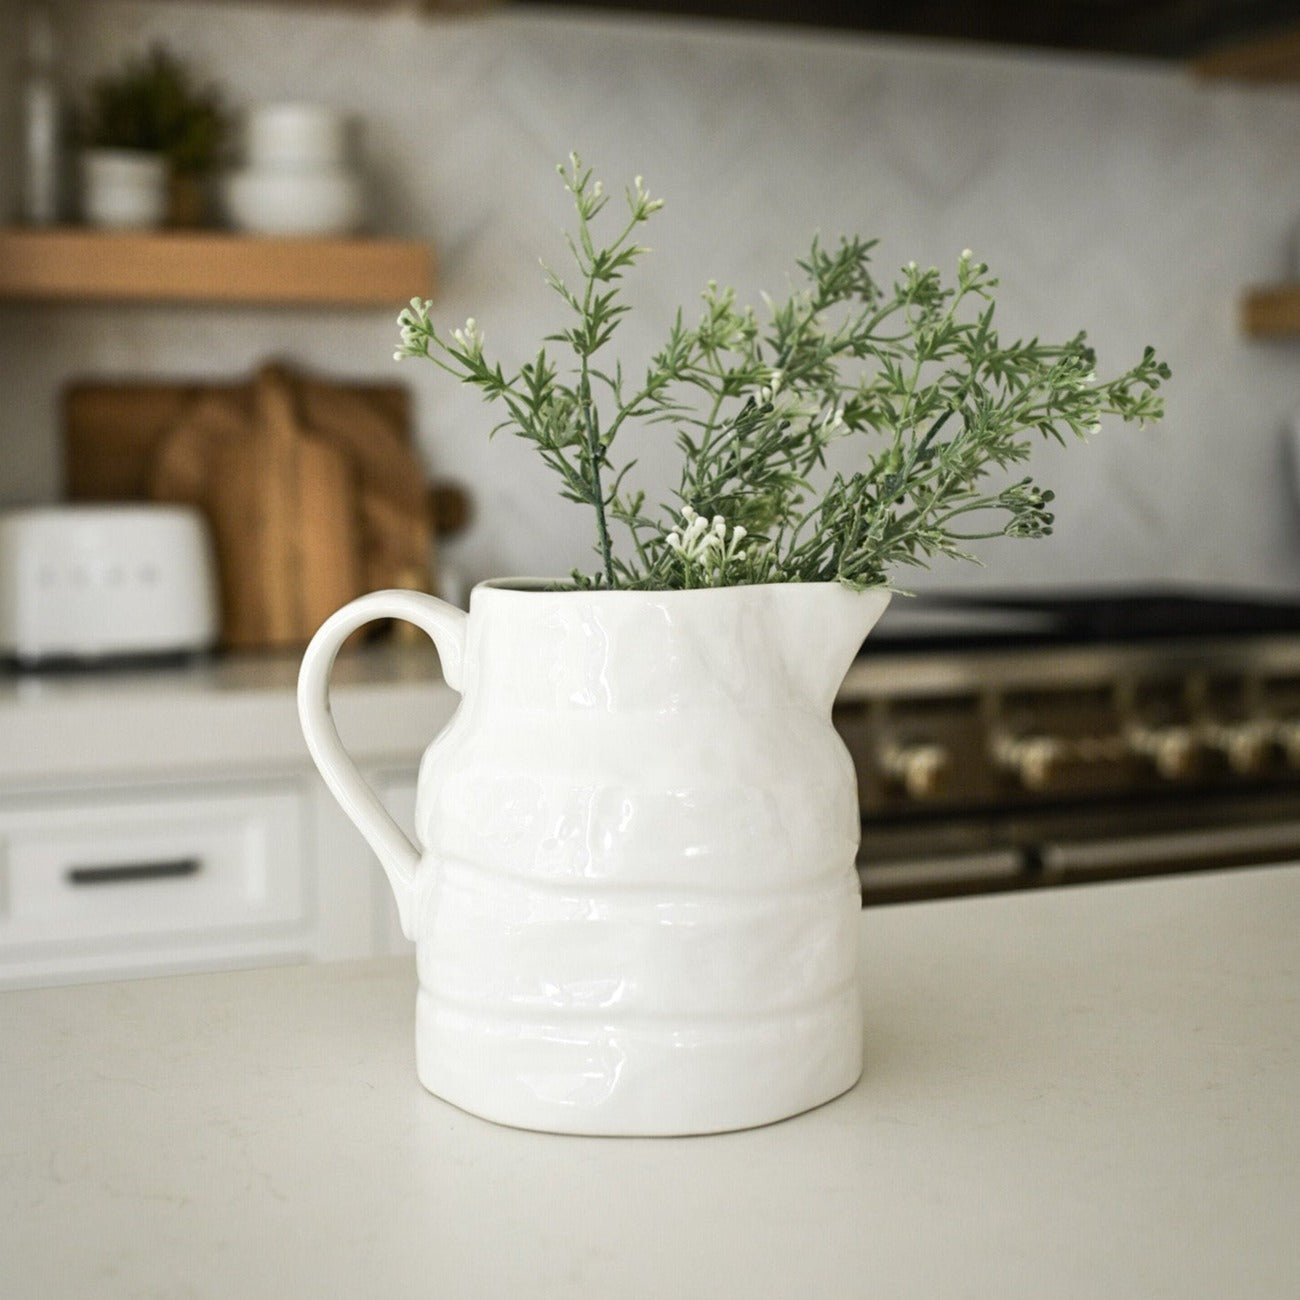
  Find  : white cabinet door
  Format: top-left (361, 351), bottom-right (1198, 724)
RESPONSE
top-left (0, 782), bottom-right (307, 987)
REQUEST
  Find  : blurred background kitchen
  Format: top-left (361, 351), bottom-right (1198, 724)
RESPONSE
top-left (2, 0), bottom-right (1300, 588)
top-left (5, 0), bottom-right (1300, 988)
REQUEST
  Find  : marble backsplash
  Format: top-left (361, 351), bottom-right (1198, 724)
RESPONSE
top-left (4, 2), bottom-right (1300, 597)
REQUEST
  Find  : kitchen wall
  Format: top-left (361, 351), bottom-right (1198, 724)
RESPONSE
top-left (5, 2), bottom-right (1300, 596)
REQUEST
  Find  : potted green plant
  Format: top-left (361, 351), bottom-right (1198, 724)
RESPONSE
top-left (296, 157), bottom-right (1171, 1136)
top-left (79, 44), bottom-right (227, 229)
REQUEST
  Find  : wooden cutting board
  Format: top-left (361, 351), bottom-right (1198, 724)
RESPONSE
top-left (148, 368), bottom-right (368, 649)
top-left (64, 375), bottom-right (411, 503)
top-left (66, 364), bottom-right (441, 651)
top-left (64, 372), bottom-right (472, 542)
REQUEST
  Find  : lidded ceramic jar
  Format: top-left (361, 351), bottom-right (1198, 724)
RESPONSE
top-left (224, 101), bottom-right (364, 236)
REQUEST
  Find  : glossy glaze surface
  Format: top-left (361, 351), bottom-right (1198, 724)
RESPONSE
top-left (299, 580), bottom-right (890, 1134)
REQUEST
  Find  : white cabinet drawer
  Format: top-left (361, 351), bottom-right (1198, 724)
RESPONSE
top-left (0, 785), bottom-right (305, 957)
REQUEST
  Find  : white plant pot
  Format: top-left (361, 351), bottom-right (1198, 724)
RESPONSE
top-left (298, 578), bottom-right (891, 1136)
top-left (81, 149), bottom-right (168, 230)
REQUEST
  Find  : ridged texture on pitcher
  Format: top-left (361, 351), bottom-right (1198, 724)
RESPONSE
top-left (411, 580), bottom-right (890, 1135)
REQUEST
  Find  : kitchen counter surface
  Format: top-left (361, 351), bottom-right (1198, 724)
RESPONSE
top-left (2, 865), bottom-right (1297, 1299)
top-left (0, 642), bottom-right (457, 788)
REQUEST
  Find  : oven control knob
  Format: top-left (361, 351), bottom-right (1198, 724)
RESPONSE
top-left (1125, 724), bottom-right (1201, 781)
top-left (990, 732), bottom-right (1065, 791)
top-left (1202, 720), bottom-right (1275, 775)
top-left (877, 740), bottom-right (951, 800)
top-left (1275, 719), bottom-right (1300, 768)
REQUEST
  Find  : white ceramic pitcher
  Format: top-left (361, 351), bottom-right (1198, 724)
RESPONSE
top-left (298, 578), bottom-right (890, 1135)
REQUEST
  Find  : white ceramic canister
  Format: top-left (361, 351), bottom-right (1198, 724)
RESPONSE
top-left (245, 101), bottom-right (347, 169)
top-left (223, 166), bottom-right (364, 236)
top-left (298, 579), bottom-right (890, 1135)
top-left (224, 101), bottom-right (363, 236)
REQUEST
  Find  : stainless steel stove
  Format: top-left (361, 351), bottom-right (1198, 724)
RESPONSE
top-left (834, 588), bottom-right (1300, 904)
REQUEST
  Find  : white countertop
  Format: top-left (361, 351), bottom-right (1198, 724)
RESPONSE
top-left (2, 865), bottom-right (1297, 1299)
top-left (0, 642), bottom-right (458, 788)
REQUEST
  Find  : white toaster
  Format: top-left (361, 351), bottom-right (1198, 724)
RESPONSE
top-left (0, 504), bottom-right (220, 665)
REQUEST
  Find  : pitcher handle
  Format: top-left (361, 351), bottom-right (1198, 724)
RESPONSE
top-left (297, 589), bottom-right (468, 939)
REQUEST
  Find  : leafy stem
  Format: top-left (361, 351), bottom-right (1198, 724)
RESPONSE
top-left (396, 158), bottom-right (1171, 592)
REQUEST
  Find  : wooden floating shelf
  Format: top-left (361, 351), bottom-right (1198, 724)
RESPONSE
top-left (1242, 285), bottom-right (1300, 337)
top-left (0, 228), bottom-right (434, 307)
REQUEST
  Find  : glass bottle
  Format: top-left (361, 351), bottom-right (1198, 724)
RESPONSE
top-left (21, 6), bottom-right (61, 225)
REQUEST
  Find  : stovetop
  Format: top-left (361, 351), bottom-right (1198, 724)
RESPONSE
top-left (865, 587), bottom-right (1300, 652)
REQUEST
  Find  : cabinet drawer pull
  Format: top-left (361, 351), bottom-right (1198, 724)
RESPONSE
top-left (65, 858), bottom-right (202, 887)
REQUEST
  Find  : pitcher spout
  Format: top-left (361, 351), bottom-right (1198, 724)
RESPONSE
top-left (771, 582), bottom-right (891, 711)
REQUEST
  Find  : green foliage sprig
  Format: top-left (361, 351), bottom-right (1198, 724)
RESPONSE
top-left (81, 45), bottom-right (227, 176)
top-left (397, 155), bottom-right (1170, 591)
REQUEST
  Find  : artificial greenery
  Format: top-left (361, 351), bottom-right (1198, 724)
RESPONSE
top-left (81, 45), bottom-right (227, 176)
top-left (397, 155), bottom-right (1170, 591)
